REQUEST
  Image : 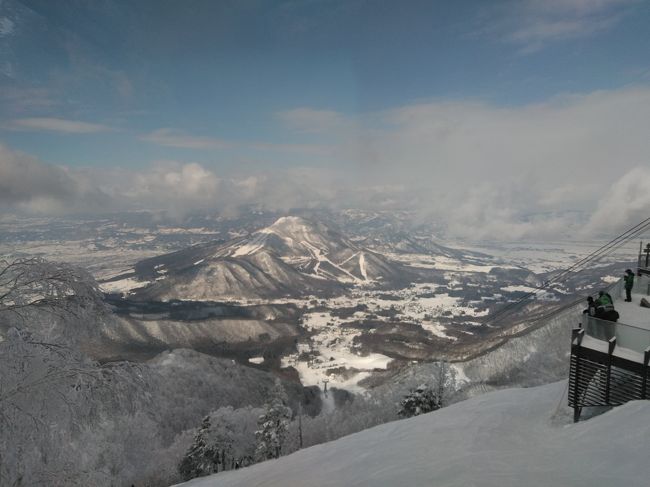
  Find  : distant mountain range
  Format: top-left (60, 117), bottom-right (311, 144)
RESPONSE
top-left (116, 216), bottom-right (412, 301)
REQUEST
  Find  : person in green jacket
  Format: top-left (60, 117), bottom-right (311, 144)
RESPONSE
top-left (596, 290), bottom-right (613, 307)
top-left (624, 269), bottom-right (635, 302)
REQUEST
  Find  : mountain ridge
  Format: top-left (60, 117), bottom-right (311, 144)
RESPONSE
top-left (123, 216), bottom-right (413, 301)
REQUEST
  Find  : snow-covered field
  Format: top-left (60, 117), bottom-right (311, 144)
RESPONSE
top-left (386, 252), bottom-right (500, 273)
top-left (461, 239), bottom-right (640, 274)
top-left (281, 310), bottom-right (393, 392)
top-left (278, 283), bottom-right (491, 390)
top-left (100, 276), bottom-right (151, 293)
top-left (175, 380), bottom-right (650, 487)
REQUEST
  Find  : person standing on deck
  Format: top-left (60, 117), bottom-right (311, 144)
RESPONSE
top-left (624, 269), bottom-right (634, 302)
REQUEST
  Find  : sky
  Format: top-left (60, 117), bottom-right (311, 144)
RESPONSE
top-left (1, 0), bottom-right (649, 240)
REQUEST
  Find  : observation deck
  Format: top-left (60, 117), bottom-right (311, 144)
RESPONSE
top-left (569, 272), bottom-right (650, 421)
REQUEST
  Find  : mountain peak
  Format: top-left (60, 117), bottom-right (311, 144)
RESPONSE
top-left (265, 216), bottom-right (316, 232)
top-left (260, 216), bottom-right (324, 241)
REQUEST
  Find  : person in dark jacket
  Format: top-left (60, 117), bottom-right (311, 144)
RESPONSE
top-left (624, 269), bottom-right (634, 302)
top-left (583, 296), bottom-right (596, 316)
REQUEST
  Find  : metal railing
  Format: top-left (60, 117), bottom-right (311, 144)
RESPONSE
top-left (581, 273), bottom-right (650, 341)
top-left (582, 316), bottom-right (650, 356)
top-left (578, 276), bottom-right (650, 355)
top-left (605, 271), bottom-right (650, 298)
top-left (638, 252), bottom-right (650, 276)
top-left (632, 273), bottom-right (650, 296)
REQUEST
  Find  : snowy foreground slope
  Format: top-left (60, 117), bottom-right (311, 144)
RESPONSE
top-left (176, 381), bottom-right (650, 487)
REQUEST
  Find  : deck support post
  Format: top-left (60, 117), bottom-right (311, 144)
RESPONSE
top-left (573, 406), bottom-right (582, 423)
top-left (642, 348), bottom-right (650, 400)
top-left (572, 328), bottom-right (585, 423)
top-left (605, 337), bottom-right (617, 404)
top-left (571, 327), bottom-right (583, 343)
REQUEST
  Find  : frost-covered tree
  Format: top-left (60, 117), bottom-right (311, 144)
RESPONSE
top-left (220, 406), bottom-right (260, 469)
top-left (255, 380), bottom-right (292, 461)
top-left (0, 258), bottom-right (111, 419)
top-left (0, 257), bottom-right (152, 486)
top-left (179, 406), bottom-right (261, 480)
top-left (179, 416), bottom-right (224, 480)
top-left (397, 384), bottom-right (441, 418)
top-left (0, 257), bottom-right (107, 485)
top-left (0, 257), bottom-right (105, 343)
top-left (0, 326), bottom-right (100, 484)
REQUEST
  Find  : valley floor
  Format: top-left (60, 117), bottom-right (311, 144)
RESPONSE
top-left (175, 380), bottom-right (650, 487)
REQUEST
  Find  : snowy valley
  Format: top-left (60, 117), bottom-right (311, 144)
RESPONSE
top-left (84, 213), bottom-right (634, 391)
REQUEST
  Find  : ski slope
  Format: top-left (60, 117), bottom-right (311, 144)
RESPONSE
top-left (175, 381), bottom-right (650, 487)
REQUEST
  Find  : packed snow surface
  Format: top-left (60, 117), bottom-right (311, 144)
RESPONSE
top-left (175, 381), bottom-right (650, 487)
top-left (617, 292), bottom-right (650, 330)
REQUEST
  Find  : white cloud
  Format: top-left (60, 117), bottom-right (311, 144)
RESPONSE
top-left (140, 128), bottom-right (230, 150)
top-left (583, 167), bottom-right (650, 236)
top-left (0, 150), bottom-right (345, 219)
top-left (0, 17), bottom-right (14, 37)
top-left (125, 161), bottom-right (221, 216)
top-left (0, 143), bottom-right (111, 214)
top-left (277, 108), bottom-right (353, 134)
top-left (360, 87), bottom-right (650, 191)
top-left (443, 183), bottom-right (583, 241)
top-left (0, 87), bottom-right (58, 111)
top-left (3, 85), bottom-right (650, 240)
top-left (287, 85), bottom-right (650, 239)
top-left (479, 0), bottom-right (638, 52)
top-left (0, 144), bottom-right (74, 204)
top-left (250, 141), bottom-right (332, 156)
top-left (0, 145), bottom-right (222, 216)
top-left (10, 117), bottom-right (113, 133)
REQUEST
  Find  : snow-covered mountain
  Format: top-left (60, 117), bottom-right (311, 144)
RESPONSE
top-left (175, 380), bottom-right (650, 487)
top-left (116, 217), bottom-right (411, 301)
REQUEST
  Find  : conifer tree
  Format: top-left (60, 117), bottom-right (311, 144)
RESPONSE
top-left (255, 380), bottom-right (292, 461)
top-left (397, 384), bottom-right (441, 418)
top-left (179, 416), bottom-right (221, 480)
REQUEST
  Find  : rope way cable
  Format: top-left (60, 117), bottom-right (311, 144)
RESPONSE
top-left (485, 217), bottom-right (650, 325)
top-left (484, 216), bottom-right (650, 326)
top-left (533, 216), bottom-right (650, 286)
top-left (534, 217), bottom-right (650, 293)
top-left (538, 218), bottom-right (650, 280)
